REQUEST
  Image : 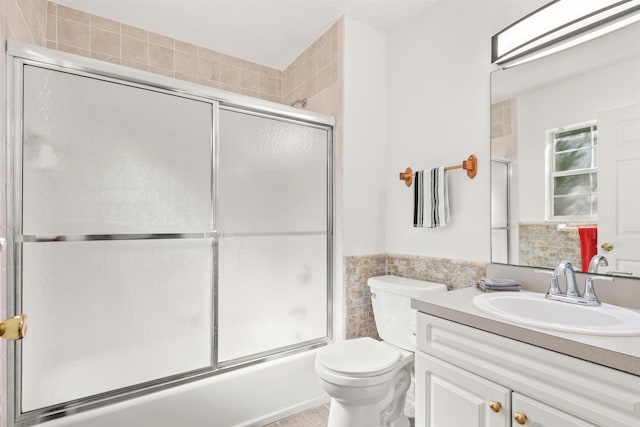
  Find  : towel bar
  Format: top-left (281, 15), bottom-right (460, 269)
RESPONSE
top-left (399, 154), bottom-right (478, 186)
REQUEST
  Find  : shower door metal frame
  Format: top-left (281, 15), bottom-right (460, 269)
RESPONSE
top-left (5, 41), bottom-right (335, 427)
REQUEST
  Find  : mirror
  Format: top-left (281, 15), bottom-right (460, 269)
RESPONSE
top-left (490, 20), bottom-right (640, 278)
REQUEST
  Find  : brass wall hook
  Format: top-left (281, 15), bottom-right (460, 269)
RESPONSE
top-left (0, 314), bottom-right (28, 340)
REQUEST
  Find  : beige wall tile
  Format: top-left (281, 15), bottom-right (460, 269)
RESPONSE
top-left (317, 61), bottom-right (337, 91)
top-left (40, 2), bottom-right (337, 107)
top-left (241, 59), bottom-right (260, 73)
top-left (316, 41), bottom-right (331, 69)
top-left (15, 1), bottom-right (34, 44)
top-left (304, 76), bottom-right (317, 98)
top-left (220, 63), bottom-right (241, 87)
top-left (57, 42), bottom-right (90, 58)
top-left (294, 65), bottom-right (306, 89)
top-left (121, 58), bottom-right (148, 72)
top-left (261, 94), bottom-right (280, 104)
top-left (198, 47), bottom-right (219, 62)
top-left (175, 72), bottom-right (198, 84)
top-left (241, 88), bottom-right (260, 98)
top-left (317, 26), bottom-right (332, 49)
top-left (175, 50), bottom-right (197, 79)
top-left (219, 53), bottom-right (240, 67)
top-left (57, 4), bottom-right (90, 24)
top-left (57, 17), bottom-right (90, 50)
top-left (122, 23), bottom-right (147, 40)
top-left (219, 82), bottom-right (237, 93)
top-left (91, 51), bottom-right (119, 65)
top-left (240, 69), bottom-right (259, 92)
top-left (6, 0), bottom-right (20, 41)
top-left (198, 78), bottom-right (220, 89)
top-left (91, 27), bottom-right (120, 57)
top-left (149, 43), bottom-right (174, 70)
top-left (259, 73), bottom-right (277, 96)
top-left (305, 51), bottom-right (318, 78)
top-left (91, 15), bottom-right (120, 33)
top-left (175, 39), bottom-right (197, 55)
top-left (46, 13), bottom-right (56, 42)
top-left (149, 31), bottom-right (173, 48)
top-left (149, 66), bottom-right (174, 78)
top-left (198, 57), bottom-right (220, 81)
top-left (260, 65), bottom-right (279, 79)
top-left (122, 35), bottom-right (148, 65)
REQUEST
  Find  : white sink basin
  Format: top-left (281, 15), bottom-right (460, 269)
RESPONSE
top-left (473, 291), bottom-right (640, 336)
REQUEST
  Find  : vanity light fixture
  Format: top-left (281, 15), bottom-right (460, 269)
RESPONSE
top-left (492, 0), bottom-right (640, 66)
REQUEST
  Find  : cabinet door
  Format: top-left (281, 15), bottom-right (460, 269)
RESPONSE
top-left (512, 393), bottom-right (598, 427)
top-left (416, 353), bottom-right (510, 427)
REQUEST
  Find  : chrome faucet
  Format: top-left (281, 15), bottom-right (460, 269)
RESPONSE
top-left (588, 255), bottom-right (608, 273)
top-left (555, 261), bottom-right (580, 297)
top-left (536, 261), bottom-right (614, 306)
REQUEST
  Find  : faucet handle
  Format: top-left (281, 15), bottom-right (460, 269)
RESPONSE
top-left (535, 269), bottom-right (562, 296)
top-left (583, 276), bottom-right (614, 305)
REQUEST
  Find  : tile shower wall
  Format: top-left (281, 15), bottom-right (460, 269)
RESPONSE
top-left (43, 2), bottom-right (339, 106)
top-left (343, 254), bottom-right (486, 339)
top-left (45, 2), bottom-right (284, 102)
top-left (283, 22), bottom-right (339, 106)
top-left (519, 223), bottom-right (581, 270)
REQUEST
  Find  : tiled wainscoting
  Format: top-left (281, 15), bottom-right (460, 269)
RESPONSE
top-left (343, 254), bottom-right (486, 339)
top-left (519, 223), bottom-right (581, 270)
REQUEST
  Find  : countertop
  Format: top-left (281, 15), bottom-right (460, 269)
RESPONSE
top-left (411, 287), bottom-right (640, 377)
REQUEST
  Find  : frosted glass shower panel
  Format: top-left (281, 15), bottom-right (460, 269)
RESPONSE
top-left (218, 235), bottom-right (328, 362)
top-left (218, 109), bottom-right (328, 233)
top-left (20, 239), bottom-right (214, 411)
top-left (22, 65), bottom-right (213, 235)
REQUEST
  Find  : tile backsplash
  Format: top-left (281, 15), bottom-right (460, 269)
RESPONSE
top-left (343, 254), bottom-right (486, 339)
top-left (519, 222), bottom-right (581, 271)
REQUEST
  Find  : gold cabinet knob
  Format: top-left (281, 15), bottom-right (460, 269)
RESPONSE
top-left (489, 401), bottom-right (502, 413)
top-left (514, 412), bottom-right (528, 425)
top-left (0, 315), bottom-right (28, 340)
top-left (601, 242), bottom-right (614, 252)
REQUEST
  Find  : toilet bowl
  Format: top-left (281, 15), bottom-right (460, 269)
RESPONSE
top-left (315, 275), bottom-right (447, 427)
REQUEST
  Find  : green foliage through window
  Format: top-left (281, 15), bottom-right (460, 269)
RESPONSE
top-left (549, 124), bottom-right (597, 219)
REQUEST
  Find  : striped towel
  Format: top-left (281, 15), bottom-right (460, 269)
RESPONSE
top-left (413, 167), bottom-right (449, 228)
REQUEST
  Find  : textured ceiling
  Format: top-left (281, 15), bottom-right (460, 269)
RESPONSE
top-left (54, 0), bottom-right (438, 70)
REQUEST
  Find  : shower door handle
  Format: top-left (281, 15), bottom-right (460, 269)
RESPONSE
top-left (0, 315), bottom-right (28, 340)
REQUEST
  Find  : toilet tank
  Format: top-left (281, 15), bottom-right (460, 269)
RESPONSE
top-left (368, 275), bottom-right (447, 351)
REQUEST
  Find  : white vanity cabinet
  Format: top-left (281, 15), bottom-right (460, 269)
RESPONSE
top-left (415, 313), bottom-right (640, 427)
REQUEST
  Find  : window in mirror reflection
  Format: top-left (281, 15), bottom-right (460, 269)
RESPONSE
top-left (548, 123), bottom-right (598, 219)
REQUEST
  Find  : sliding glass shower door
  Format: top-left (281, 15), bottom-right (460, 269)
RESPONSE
top-left (217, 109), bottom-right (330, 363)
top-left (9, 48), bottom-right (333, 426)
top-left (18, 65), bottom-right (216, 412)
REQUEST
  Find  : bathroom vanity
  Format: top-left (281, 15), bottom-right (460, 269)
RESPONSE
top-left (411, 287), bottom-right (640, 427)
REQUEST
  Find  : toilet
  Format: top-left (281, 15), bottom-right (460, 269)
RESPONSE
top-left (315, 275), bottom-right (447, 427)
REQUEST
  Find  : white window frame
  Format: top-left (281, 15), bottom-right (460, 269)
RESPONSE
top-left (545, 121), bottom-right (598, 221)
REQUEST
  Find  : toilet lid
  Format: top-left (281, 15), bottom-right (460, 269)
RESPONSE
top-left (317, 337), bottom-right (401, 376)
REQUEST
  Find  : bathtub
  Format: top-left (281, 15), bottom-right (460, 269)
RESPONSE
top-left (40, 349), bottom-right (327, 427)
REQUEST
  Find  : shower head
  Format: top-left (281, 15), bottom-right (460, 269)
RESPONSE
top-left (0, 314), bottom-right (28, 340)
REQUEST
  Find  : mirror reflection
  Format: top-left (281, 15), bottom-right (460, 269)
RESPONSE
top-left (490, 20), bottom-right (640, 278)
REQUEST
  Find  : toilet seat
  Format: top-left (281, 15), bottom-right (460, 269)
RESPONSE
top-left (317, 337), bottom-right (401, 377)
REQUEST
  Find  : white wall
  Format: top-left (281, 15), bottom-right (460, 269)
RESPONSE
top-left (385, 0), bottom-right (547, 262)
top-left (518, 57), bottom-right (640, 222)
top-left (342, 16), bottom-right (388, 256)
